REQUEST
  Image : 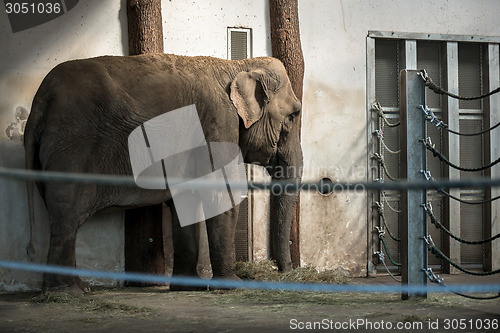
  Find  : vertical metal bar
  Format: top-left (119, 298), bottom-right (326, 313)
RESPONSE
top-left (401, 40), bottom-right (417, 70)
top-left (486, 44), bottom-right (500, 271)
top-left (400, 69), bottom-right (428, 299)
top-left (442, 42), bottom-right (461, 274)
top-left (366, 36), bottom-right (377, 276)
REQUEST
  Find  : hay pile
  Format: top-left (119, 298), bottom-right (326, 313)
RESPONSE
top-left (31, 292), bottom-right (151, 315)
top-left (235, 260), bottom-right (350, 284)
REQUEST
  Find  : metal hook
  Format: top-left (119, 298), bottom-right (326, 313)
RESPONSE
top-left (423, 267), bottom-right (444, 285)
top-left (420, 169), bottom-right (433, 181)
top-left (375, 226), bottom-right (385, 238)
top-left (422, 234), bottom-right (435, 247)
top-left (373, 129), bottom-right (384, 139)
top-left (418, 69), bottom-right (429, 81)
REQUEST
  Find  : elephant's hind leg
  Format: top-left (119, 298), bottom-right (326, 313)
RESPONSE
top-left (169, 202), bottom-right (207, 291)
top-left (42, 188), bottom-right (93, 294)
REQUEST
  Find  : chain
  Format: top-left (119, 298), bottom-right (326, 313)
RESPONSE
top-left (420, 103), bottom-right (500, 137)
top-left (421, 137), bottom-right (500, 172)
top-left (429, 243), bottom-right (500, 276)
top-left (445, 122), bottom-right (500, 137)
top-left (422, 170), bottom-right (500, 205)
top-left (423, 267), bottom-right (444, 285)
top-left (419, 69), bottom-right (500, 101)
top-left (420, 105), bottom-right (445, 128)
top-left (373, 130), bottom-right (401, 154)
top-left (382, 191), bottom-right (402, 213)
top-left (372, 153), bottom-right (399, 181)
top-left (375, 227), bottom-right (401, 266)
top-left (423, 267), bottom-right (500, 300)
top-left (372, 102), bottom-right (400, 127)
top-left (374, 202), bottom-right (400, 241)
top-left (438, 188), bottom-right (500, 205)
top-left (375, 251), bottom-right (402, 283)
top-left (424, 202), bottom-right (500, 245)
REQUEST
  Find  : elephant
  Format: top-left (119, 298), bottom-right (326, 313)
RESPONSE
top-left (24, 53), bottom-right (303, 292)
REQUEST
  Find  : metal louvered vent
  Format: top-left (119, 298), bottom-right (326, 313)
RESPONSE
top-left (417, 41), bottom-right (442, 109)
top-left (460, 204), bottom-right (484, 266)
top-left (228, 28), bottom-right (252, 60)
top-left (235, 197), bottom-right (249, 261)
top-left (458, 43), bottom-right (482, 110)
top-left (375, 39), bottom-right (400, 108)
top-left (229, 28), bottom-right (252, 262)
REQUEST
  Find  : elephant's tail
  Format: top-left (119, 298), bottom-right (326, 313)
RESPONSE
top-left (24, 94), bottom-right (45, 260)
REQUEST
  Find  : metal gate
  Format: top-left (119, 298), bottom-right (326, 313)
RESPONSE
top-left (367, 31), bottom-right (500, 275)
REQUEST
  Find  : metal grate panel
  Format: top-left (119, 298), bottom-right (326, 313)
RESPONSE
top-left (459, 119), bottom-right (484, 181)
top-left (230, 30), bottom-right (249, 60)
top-left (375, 39), bottom-right (400, 108)
top-left (382, 125), bottom-right (401, 180)
top-left (235, 197), bottom-right (249, 261)
top-left (458, 43), bottom-right (482, 110)
top-left (460, 204), bottom-right (484, 265)
top-left (381, 198), bottom-right (401, 269)
top-left (417, 41), bottom-right (442, 109)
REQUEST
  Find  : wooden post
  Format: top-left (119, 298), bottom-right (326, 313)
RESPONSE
top-left (269, 0), bottom-right (305, 268)
top-left (125, 0), bottom-right (165, 286)
top-left (127, 0), bottom-right (164, 55)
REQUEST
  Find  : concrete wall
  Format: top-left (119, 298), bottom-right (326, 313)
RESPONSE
top-left (0, 0), bottom-right (127, 292)
top-left (1, 0), bottom-right (499, 291)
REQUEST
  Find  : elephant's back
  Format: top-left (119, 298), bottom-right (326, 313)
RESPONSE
top-left (32, 58), bottom-right (152, 175)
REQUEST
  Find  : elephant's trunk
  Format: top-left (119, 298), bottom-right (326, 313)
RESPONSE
top-left (269, 124), bottom-right (303, 272)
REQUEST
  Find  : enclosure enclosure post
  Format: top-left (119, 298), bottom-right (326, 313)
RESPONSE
top-left (399, 69), bottom-right (428, 299)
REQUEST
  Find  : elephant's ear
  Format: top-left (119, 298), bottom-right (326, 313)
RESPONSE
top-left (230, 70), bottom-right (268, 129)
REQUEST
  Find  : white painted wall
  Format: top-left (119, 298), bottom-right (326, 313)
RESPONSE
top-left (1, 0), bottom-right (499, 291)
top-left (162, 0), bottom-right (271, 58)
top-left (0, 0), bottom-right (127, 292)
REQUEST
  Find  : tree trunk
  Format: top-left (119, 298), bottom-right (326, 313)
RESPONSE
top-left (269, 0), bottom-right (304, 268)
top-left (125, 0), bottom-right (165, 286)
top-left (127, 0), bottom-right (164, 55)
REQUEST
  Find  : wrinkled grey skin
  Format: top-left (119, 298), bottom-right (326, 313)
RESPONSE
top-left (24, 54), bottom-right (303, 292)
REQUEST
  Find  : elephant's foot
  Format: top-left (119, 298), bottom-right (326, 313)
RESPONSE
top-left (209, 274), bottom-right (242, 291)
top-left (43, 274), bottom-right (90, 295)
top-left (169, 274), bottom-right (208, 291)
top-left (169, 265), bottom-right (208, 291)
